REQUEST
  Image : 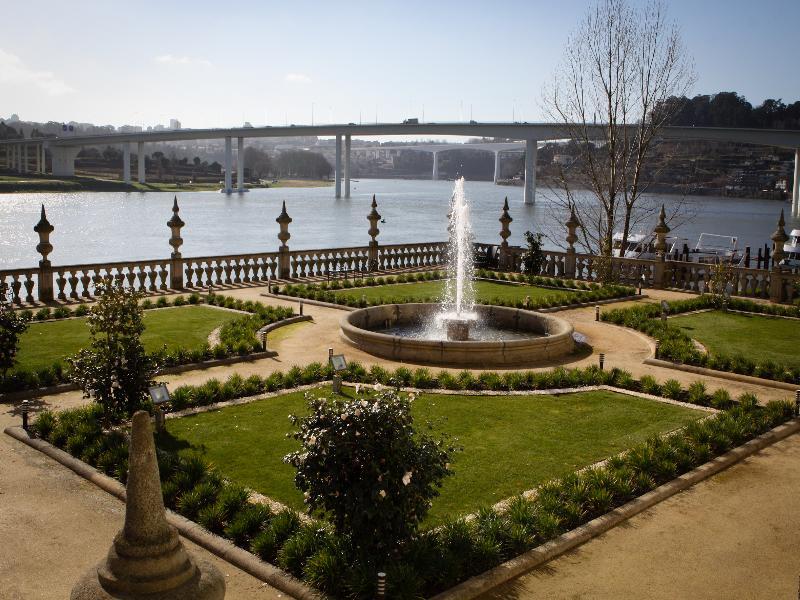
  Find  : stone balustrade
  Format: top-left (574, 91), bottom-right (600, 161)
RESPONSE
top-left (3, 195), bottom-right (800, 306)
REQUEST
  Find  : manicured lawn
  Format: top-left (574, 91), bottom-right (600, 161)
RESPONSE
top-left (15, 305), bottom-right (242, 371)
top-left (671, 310), bottom-right (800, 369)
top-left (331, 280), bottom-right (576, 304)
top-left (158, 387), bottom-right (703, 524)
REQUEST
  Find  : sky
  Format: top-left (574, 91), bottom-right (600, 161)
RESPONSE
top-left (2, 0), bottom-right (799, 135)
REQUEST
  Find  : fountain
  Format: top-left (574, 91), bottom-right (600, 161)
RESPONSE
top-left (340, 179), bottom-right (575, 367)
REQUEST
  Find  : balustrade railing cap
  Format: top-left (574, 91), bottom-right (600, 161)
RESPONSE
top-left (276, 200), bottom-right (292, 224)
top-left (167, 196), bottom-right (185, 228)
top-left (34, 204), bottom-right (54, 234)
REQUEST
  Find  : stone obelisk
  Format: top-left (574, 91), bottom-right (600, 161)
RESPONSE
top-left (71, 411), bottom-right (225, 599)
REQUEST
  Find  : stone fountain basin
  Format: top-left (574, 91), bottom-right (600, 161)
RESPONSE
top-left (340, 303), bottom-right (575, 367)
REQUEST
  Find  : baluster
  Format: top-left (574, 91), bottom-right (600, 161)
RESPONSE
top-left (148, 267), bottom-right (158, 291)
top-left (126, 267), bottom-right (136, 290)
top-left (137, 268), bottom-right (148, 292)
top-left (84, 272), bottom-right (96, 298)
top-left (23, 275), bottom-right (34, 304)
top-left (56, 270), bottom-right (67, 301)
top-left (158, 264), bottom-right (168, 290)
top-left (68, 271), bottom-right (79, 299)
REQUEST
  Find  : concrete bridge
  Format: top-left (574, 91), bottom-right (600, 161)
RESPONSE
top-left (1, 121), bottom-right (799, 208)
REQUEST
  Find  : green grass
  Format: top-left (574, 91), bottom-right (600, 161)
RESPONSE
top-left (15, 305), bottom-right (242, 371)
top-left (671, 310), bottom-right (800, 369)
top-left (331, 280), bottom-right (576, 304)
top-left (158, 387), bottom-right (703, 524)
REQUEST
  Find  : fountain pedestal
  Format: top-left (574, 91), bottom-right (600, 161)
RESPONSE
top-left (444, 318), bottom-right (471, 341)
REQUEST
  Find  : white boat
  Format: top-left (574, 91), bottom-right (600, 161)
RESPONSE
top-left (782, 229), bottom-right (800, 267)
top-left (612, 231), bottom-right (741, 264)
top-left (690, 233), bottom-right (741, 265)
top-left (612, 232), bottom-right (684, 259)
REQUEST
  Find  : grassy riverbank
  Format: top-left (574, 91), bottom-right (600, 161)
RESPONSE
top-left (0, 174), bottom-right (332, 193)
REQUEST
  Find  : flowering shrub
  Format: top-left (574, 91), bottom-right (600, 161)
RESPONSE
top-left (285, 388), bottom-right (458, 560)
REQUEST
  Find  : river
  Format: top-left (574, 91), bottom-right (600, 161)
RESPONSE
top-left (0, 178), bottom-right (792, 269)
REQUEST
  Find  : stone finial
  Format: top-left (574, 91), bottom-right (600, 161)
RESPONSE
top-left (770, 209), bottom-right (788, 267)
top-left (71, 411), bottom-right (225, 599)
top-left (276, 201), bottom-right (292, 249)
top-left (167, 196), bottom-right (185, 259)
top-left (367, 194), bottom-right (382, 243)
top-left (565, 205), bottom-right (579, 250)
top-left (34, 204), bottom-right (54, 265)
top-left (653, 204), bottom-right (671, 257)
top-left (499, 197), bottom-right (512, 247)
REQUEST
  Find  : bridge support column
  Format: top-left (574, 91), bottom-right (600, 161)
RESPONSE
top-left (524, 139), bottom-right (537, 205)
top-left (35, 143), bottom-right (42, 173)
top-left (335, 134), bottom-right (342, 198)
top-left (793, 148), bottom-right (800, 216)
top-left (137, 141), bottom-right (146, 183)
top-left (122, 142), bottom-right (131, 183)
top-left (237, 136), bottom-right (246, 192)
top-left (493, 151), bottom-right (501, 183)
top-left (22, 144), bottom-right (28, 174)
top-left (223, 136), bottom-right (232, 193)
top-left (344, 134), bottom-right (351, 198)
top-left (432, 151), bottom-right (439, 180)
top-left (40, 144), bottom-right (46, 174)
top-left (51, 146), bottom-right (79, 176)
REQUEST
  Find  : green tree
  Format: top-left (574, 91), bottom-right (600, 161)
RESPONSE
top-left (285, 389), bottom-right (457, 561)
top-left (68, 282), bottom-right (157, 423)
top-left (0, 285), bottom-right (29, 376)
top-left (521, 230), bottom-right (546, 275)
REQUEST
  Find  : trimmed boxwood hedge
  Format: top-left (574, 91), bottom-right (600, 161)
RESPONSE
top-left (30, 368), bottom-right (794, 599)
top-left (601, 295), bottom-right (800, 385)
top-left (1, 294), bottom-right (293, 395)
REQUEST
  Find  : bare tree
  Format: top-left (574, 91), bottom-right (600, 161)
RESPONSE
top-left (543, 0), bottom-right (695, 263)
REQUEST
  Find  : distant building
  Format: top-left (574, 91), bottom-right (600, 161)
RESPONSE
top-left (119, 125), bottom-right (143, 133)
top-left (552, 154), bottom-right (575, 166)
top-left (169, 119), bottom-right (182, 130)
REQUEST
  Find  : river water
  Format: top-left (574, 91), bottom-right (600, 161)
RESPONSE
top-left (0, 178), bottom-right (792, 269)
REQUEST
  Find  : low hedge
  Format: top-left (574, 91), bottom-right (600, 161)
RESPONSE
top-left (602, 295), bottom-right (800, 385)
top-left (0, 294), bottom-right (293, 395)
top-left (30, 374), bottom-right (794, 599)
top-left (281, 271), bottom-right (635, 311)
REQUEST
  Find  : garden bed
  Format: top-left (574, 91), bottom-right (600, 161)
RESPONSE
top-left (602, 295), bottom-right (800, 385)
top-left (15, 363), bottom-right (795, 599)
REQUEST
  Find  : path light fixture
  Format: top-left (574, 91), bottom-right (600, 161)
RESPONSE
top-left (376, 572), bottom-right (387, 599)
top-left (639, 274), bottom-right (645, 295)
top-left (148, 383), bottom-right (170, 432)
top-left (595, 305), bottom-right (600, 321)
top-left (661, 300), bottom-right (669, 323)
top-left (655, 340), bottom-right (660, 358)
top-left (207, 283), bottom-right (213, 300)
top-left (795, 390), bottom-right (800, 416)
top-left (299, 299), bottom-right (304, 316)
top-left (599, 353), bottom-right (605, 370)
top-left (21, 399), bottom-right (30, 431)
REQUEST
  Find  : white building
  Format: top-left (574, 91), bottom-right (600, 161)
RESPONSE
top-left (169, 119), bottom-right (182, 130)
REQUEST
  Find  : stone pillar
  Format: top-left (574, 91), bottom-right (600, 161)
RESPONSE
top-left (51, 146), bottom-right (80, 176)
top-left (793, 148), bottom-right (800, 216)
top-left (652, 204), bottom-right (670, 289)
top-left (367, 194), bottom-right (381, 271)
top-left (770, 209), bottom-right (788, 303)
top-left (432, 151), bottom-right (439, 180)
top-left (334, 134), bottom-right (342, 198)
top-left (35, 143), bottom-right (42, 173)
top-left (22, 144), bottom-right (29, 174)
top-left (223, 136), bottom-right (232, 193)
top-left (236, 136), bottom-right (245, 192)
top-left (122, 142), bottom-right (131, 184)
top-left (34, 204), bottom-right (55, 302)
top-left (344, 134), bottom-right (351, 198)
top-left (40, 144), bottom-right (46, 174)
top-left (493, 151), bottom-right (501, 183)
top-left (276, 201), bottom-right (292, 279)
top-left (499, 197), bottom-right (513, 269)
top-left (565, 205), bottom-right (580, 279)
top-left (137, 141), bottom-right (146, 183)
top-left (70, 412), bottom-right (225, 600)
top-left (167, 196), bottom-right (185, 290)
top-left (524, 139), bottom-right (537, 205)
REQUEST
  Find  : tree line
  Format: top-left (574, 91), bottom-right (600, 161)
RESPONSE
top-left (654, 92), bottom-right (800, 129)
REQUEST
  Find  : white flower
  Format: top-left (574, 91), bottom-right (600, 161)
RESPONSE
top-left (445, 463), bottom-right (450, 470)
top-left (379, 489), bottom-right (386, 498)
top-left (402, 471), bottom-right (413, 486)
top-left (355, 384), bottom-right (361, 395)
top-left (354, 408), bottom-right (362, 417)
top-left (340, 413), bottom-right (348, 421)
top-left (304, 491), bottom-right (310, 500)
top-left (408, 393), bottom-right (417, 402)
top-left (360, 400), bottom-right (368, 408)
top-left (309, 435), bottom-right (317, 446)
top-left (375, 383), bottom-right (383, 392)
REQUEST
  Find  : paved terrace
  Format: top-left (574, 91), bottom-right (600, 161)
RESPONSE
top-left (1, 285), bottom-right (797, 598)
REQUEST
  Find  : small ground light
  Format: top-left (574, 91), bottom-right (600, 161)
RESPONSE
top-left (376, 572), bottom-right (387, 599)
top-left (599, 353), bottom-right (605, 370)
top-left (795, 390), bottom-right (800, 416)
top-left (299, 299), bottom-right (304, 316)
top-left (655, 340), bottom-right (660, 358)
top-left (21, 399), bottom-right (30, 431)
top-left (595, 305), bottom-right (600, 321)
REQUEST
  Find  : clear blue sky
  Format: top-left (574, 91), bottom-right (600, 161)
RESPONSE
top-left (2, 0), bottom-right (798, 131)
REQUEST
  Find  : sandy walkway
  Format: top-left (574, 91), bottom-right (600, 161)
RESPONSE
top-left (2, 284), bottom-right (796, 597)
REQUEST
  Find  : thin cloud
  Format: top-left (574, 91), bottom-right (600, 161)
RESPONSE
top-left (155, 54), bottom-right (213, 67)
top-left (0, 48), bottom-right (74, 96)
top-left (285, 73), bottom-right (312, 84)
